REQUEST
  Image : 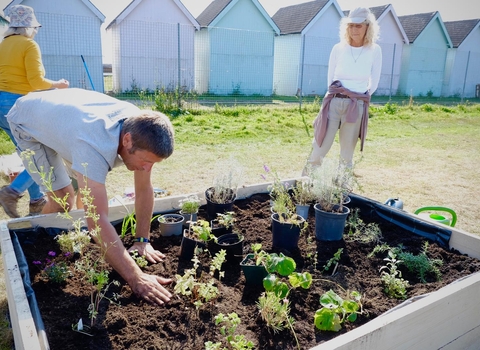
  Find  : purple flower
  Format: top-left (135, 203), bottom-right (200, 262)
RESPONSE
top-left (48, 251), bottom-right (56, 257)
top-left (32, 260), bottom-right (41, 265)
top-left (64, 252), bottom-right (71, 257)
top-left (263, 164), bottom-right (270, 173)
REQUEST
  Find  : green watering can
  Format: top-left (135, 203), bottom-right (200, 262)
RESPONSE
top-left (414, 206), bottom-right (457, 227)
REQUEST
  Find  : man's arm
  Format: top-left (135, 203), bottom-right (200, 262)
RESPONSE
top-left (126, 169), bottom-right (167, 263)
top-left (76, 174), bottom-right (172, 305)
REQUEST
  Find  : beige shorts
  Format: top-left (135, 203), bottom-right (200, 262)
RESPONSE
top-left (11, 126), bottom-right (72, 192)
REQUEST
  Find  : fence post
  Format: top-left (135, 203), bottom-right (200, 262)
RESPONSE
top-left (461, 51), bottom-right (471, 103)
top-left (298, 34), bottom-right (306, 110)
top-left (177, 23), bottom-right (181, 107)
top-left (389, 43), bottom-right (396, 101)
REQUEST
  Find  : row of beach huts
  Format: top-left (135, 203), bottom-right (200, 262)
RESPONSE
top-left (1, 0), bottom-right (480, 98)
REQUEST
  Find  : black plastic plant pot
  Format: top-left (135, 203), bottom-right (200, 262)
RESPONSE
top-left (205, 187), bottom-right (236, 220)
top-left (271, 213), bottom-right (303, 251)
top-left (240, 253), bottom-right (268, 286)
top-left (208, 233), bottom-right (244, 263)
top-left (295, 204), bottom-right (310, 220)
top-left (313, 203), bottom-right (350, 241)
top-left (179, 233), bottom-right (206, 260)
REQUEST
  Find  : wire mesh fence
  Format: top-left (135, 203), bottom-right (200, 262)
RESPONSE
top-left (5, 13), bottom-right (480, 105)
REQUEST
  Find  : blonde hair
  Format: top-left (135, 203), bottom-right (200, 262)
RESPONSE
top-left (3, 27), bottom-right (37, 39)
top-left (339, 11), bottom-right (380, 47)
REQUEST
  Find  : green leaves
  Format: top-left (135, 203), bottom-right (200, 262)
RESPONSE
top-left (314, 290), bottom-right (362, 332)
top-left (288, 272), bottom-right (312, 289)
top-left (264, 253), bottom-right (296, 276)
top-left (314, 308), bottom-right (342, 332)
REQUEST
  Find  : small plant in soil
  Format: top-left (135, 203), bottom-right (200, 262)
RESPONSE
top-left (345, 208), bottom-right (383, 244)
top-left (210, 249), bottom-right (227, 281)
top-left (56, 226), bottom-right (92, 254)
top-left (174, 249), bottom-right (226, 309)
top-left (303, 236), bottom-right (318, 269)
top-left (253, 244), bottom-right (312, 350)
top-left (379, 249), bottom-right (410, 299)
top-left (120, 211), bottom-right (136, 239)
top-left (120, 211), bottom-right (161, 238)
top-left (258, 292), bottom-right (296, 336)
top-left (314, 289), bottom-right (363, 332)
top-left (205, 312), bottom-right (255, 350)
top-left (396, 242), bottom-right (443, 283)
top-left (130, 250), bottom-right (148, 268)
top-left (372, 241), bottom-right (443, 284)
top-left (322, 248), bottom-right (343, 275)
top-left (32, 250), bottom-right (72, 284)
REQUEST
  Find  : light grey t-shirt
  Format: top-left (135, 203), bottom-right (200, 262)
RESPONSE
top-left (7, 88), bottom-right (141, 184)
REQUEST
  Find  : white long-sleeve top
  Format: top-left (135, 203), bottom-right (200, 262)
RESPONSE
top-left (327, 42), bottom-right (382, 94)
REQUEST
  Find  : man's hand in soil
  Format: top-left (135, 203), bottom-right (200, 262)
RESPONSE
top-left (132, 273), bottom-right (172, 305)
top-left (128, 242), bottom-right (166, 263)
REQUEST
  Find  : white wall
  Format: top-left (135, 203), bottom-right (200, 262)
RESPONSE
top-left (109, 0), bottom-right (197, 92)
top-left (377, 10), bottom-right (405, 96)
top-left (444, 26), bottom-right (480, 97)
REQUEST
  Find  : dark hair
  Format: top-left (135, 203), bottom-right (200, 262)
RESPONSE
top-left (122, 111), bottom-right (174, 159)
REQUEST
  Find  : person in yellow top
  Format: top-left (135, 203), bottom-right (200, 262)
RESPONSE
top-left (0, 4), bottom-right (69, 218)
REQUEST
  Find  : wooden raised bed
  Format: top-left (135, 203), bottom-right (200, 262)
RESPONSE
top-left (2, 181), bottom-right (480, 350)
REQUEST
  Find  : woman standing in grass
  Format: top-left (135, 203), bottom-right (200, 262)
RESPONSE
top-left (303, 7), bottom-right (382, 175)
top-left (0, 5), bottom-right (69, 217)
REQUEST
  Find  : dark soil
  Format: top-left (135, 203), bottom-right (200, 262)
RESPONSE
top-left (17, 193), bottom-right (480, 350)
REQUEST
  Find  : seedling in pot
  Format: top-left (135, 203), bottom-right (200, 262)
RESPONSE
top-left (178, 194), bottom-right (201, 214)
top-left (186, 219), bottom-right (217, 243)
top-left (214, 211), bottom-right (236, 229)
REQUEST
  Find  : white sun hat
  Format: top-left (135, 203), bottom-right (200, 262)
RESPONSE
top-left (5, 5), bottom-right (42, 28)
top-left (346, 7), bottom-right (370, 24)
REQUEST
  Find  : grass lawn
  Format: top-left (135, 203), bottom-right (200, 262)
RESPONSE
top-left (0, 98), bottom-right (479, 348)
